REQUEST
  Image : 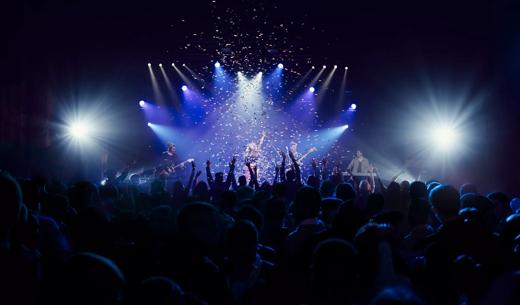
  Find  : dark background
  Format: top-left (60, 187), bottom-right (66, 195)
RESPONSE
top-left (1, 0), bottom-right (519, 194)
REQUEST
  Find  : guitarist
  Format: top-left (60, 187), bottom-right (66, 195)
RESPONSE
top-left (157, 142), bottom-right (182, 179)
top-left (288, 141), bottom-right (317, 170)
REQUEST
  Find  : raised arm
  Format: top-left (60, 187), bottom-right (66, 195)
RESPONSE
top-left (258, 131), bottom-right (267, 150)
top-left (273, 162), bottom-right (280, 184)
top-left (289, 150), bottom-right (301, 183)
top-left (224, 156), bottom-right (236, 190)
top-left (186, 161), bottom-right (196, 195)
top-left (205, 160), bottom-right (214, 187)
top-left (280, 150), bottom-right (287, 183)
top-left (192, 169), bottom-right (202, 193)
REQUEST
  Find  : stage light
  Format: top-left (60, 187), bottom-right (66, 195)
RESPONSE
top-left (159, 63), bottom-right (162, 67)
top-left (345, 66), bottom-right (348, 70)
top-left (182, 63), bottom-right (186, 67)
top-left (350, 103), bottom-right (357, 110)
top-left (181, 85), bottom-right (188, 91)
top-left (68, 121), bottom-right (91, 141)
top-left (147, 63), bottom-right (151, 67)
top-left (147, 122), bottom-right (152, 127)
top-left (323, 65), bottom-right (326, 69)
top-left (238, 71), bottom-right (242, 76)
top-left (278, 63), bottom-right (284, 69)
top-left (139, 100), bottom-right (145, 107)
top-left (214, 61), bottom-right (221, 68)
top-left (312, 66), bottom-right (315, 69)
top-left (334, 65), bottom-right (338, 69)
top-left (309, 86), bottom-right (315, 93)
top-left (432, 125), bottom-right (458, 151)
top-left (172, 63), bottom-right (175, 67)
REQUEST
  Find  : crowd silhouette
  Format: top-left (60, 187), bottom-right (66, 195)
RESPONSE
top-left (0, 151), bottom-right (519, 305)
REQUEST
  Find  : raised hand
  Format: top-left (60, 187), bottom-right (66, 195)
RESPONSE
top-left (280, 150), bottom-right (287, 159)
top-left (195, 170), bottom-right (202, 177)
top-left (206, 160), bottom-right (211, 167)
top-left (191, 161), bottom-right (195, 169)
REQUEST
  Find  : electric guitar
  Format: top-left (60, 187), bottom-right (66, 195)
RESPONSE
top-left (156, 158), bottom-right (195, 177)
top-left (287, 147), bottom-right (317, 168)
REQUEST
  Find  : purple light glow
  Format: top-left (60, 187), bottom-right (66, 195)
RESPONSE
top-left (139, 100), bottom-right (145, 107)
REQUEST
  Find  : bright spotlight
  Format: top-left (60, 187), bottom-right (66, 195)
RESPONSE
top-left (147, 122), bottom-right (152, 127)
top-left (334, 65), bottom-right (338, 69)
top-left (181, 85), bottom-right (188, 91)
top-left (139, 100), bottom-right (145, 107)
top-left (277, 63), bottom-right (284, 69)
top-left (172, 63), bottom-right (175, 66)
top-left (350, 103), bottom-right (357, 110)
top-left (432, 126), bottom-right (458, 151)
top-left (345, 66), bottom-right (348, 70)
top-left (147, 63), bottom-right (151, 67)
top-left (312, 66), bottom-right (315, 69)
top-left (182, 63), bottom-right (186, 67)
top-left (159, 63), bottom-right (162, 67)
top-left (309, 86), bottom-right (316, 93)
top-left (323, 65), bottom-right (326, 69)
top-left (214, 61), bottom-right (221, 68)
top-left (68, 121), bottom-right (91, 140)
top-left (238, 71), bottom-right (242, 76)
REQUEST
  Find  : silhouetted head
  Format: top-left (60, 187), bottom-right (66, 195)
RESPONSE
top-left (292, 186), bottom-right (321, 224)
top-left (219, 190), bottom-right (237, 211)
top-left (238, 175), bottom-right (247, 187)
top-left (237, 205), bottom-right (264, 231)
top-left (311, 239), bottom-right (357, 305)
top-left (320, 180), bottom-right (335, 198)
top-left (408, 198), bottom-right (431, 227)
top-left (367, 193), bottom-right (385, 216)
top-left (227, 220), bottom-right (258, 268)
top-left (286, 169), bottom-right (296, 182)
top-left (429, 184), bottom-right (460, 222)
top-left (321, 198), bottom-right (343, 227)
top-left (336, 183), bottom-right (356, 203)
top-left (409, 181), bottom-right (428, 200)
top-left (460, 183), bottom-right (478, 197)
top-left (176, 202), bottom-right (220, 249)
top-left (400, 180), bottom-right (410, 192)
top-left (307, 175), bottom-right (320, 189)
top-left (193, 181), bottom-right (209, 202)
top-left (215, 172), bottom-right (224, 183)
top-left (129, 174), bottom-right (140, 185)
top-left (57, 252), bottom-right (125, 305)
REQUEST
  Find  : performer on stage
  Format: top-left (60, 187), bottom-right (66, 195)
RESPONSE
top-left (289, 141), bottom-right (302, 161)
top-left (156, 142), bottom-right (181, 179)
top-left (347, 150), bottom-right (370, 175)
top-left (162, 142), bottom-right (179, 165)
top-left (244, 131), bottom-right (266, 180)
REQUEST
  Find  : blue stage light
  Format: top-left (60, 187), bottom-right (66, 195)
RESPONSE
top-left (278, 63), bottom-right (284, 69)
top-left (147, 122), bottom-right (152, 127)
top-left (181, 85), bottom-right (188, 91)
top-left (309, 86), bottom-right (316, 93)
top-left (139, 100), bottom-right (145, 107)
top-left (350, 103), bottom-right (357, 110)
top-left (215, 62), bottom-right (221, 68)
